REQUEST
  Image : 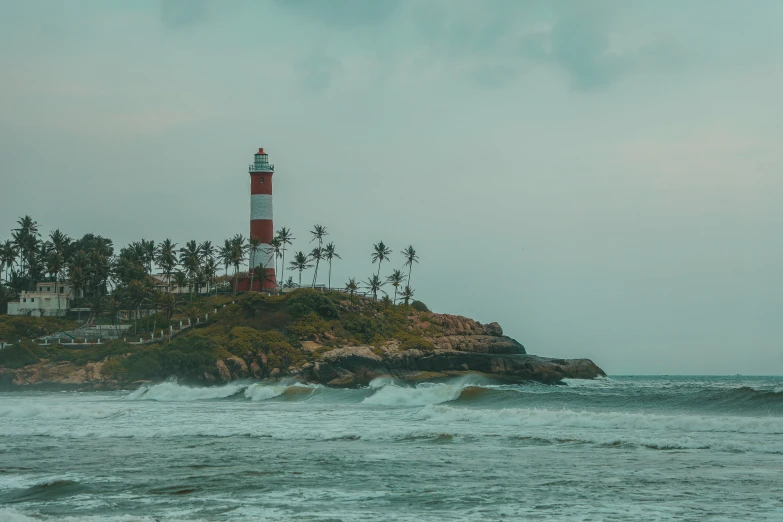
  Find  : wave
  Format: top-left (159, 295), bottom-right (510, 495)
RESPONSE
top-left (414, 404), bottom-right (783, 435)
top-left (362, 376), bottom-right (497, 407)
top-left (0, 508), bottom-right (191, 521)
top-left (0, 403), bottom-right (125, 421)
top-left (127, 380), bottom-right (316, 402)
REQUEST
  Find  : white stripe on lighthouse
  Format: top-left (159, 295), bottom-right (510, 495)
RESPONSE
top-left (251, 248), bottom-right (274, 270)
top-left (250, 194), bottom-right (273, 221)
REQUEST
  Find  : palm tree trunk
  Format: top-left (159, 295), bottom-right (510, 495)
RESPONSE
top-left (249, 249), bottom-right (256, 291)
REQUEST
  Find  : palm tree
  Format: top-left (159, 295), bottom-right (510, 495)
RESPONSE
top-left (155, 239), bottom-right (178, 292)
top-left (199, 241), bottom-right (215, 263)
top-left (386, 269), bottom-right (405, 305)
top-left (13, 215), bottom-right (39, 276)
top-left (203, 257), bottom-right (218, 295)
top-left (173, 271), bottom-right (188, 294)
top-left (67, 251), bottom-right (88, 320)
top-left (0, 240), bottom-right (17, 284)
top-left (400, 285), bottom-right (415, 323)
top-left (275, 227), bottom-right (295, 290)
top-left (46, 250), bottom-right (65, 312)
top-left (289, 251), bottom-right (312, 288)
top-left (309, 225), bottom-right (327, 285)
top-left (140, 239), bottom-right (156, 274)
top-left (248, 236), bottom-right (262, 292)
top-left (267, 237), bottom-right (282, 289)
top-left (401, 245), bottom-right (419, 288)
top-left (218, 239), bottom-right (233, 278)
top-left (48, 230), bottom-right (70, 301)
top-left (179, 240), bottom-right (201, 299)
top-left (371, 241), bottom-right (392, 277)
top-left (323, 242), bottom-right (341, 290)
top-left (310, 247), bottom-right (323, 288)
top-left (345, 278), bottom-right (358, 310)
top-left (230, 234), bottom-right (248, 294)
top-left (363, 274), bottom-right (386, 302)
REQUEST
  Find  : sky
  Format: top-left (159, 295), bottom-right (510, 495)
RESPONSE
top-left (1, 0), bottom-right (782, 375)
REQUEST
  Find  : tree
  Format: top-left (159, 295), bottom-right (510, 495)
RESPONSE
top-left (218, 239), bottom-right (233, 279)
top-left (400, 285), bottom-right (415, 323)
top-left (67, 251), bottom-right (89, 312)
top-left (386, 269), bottom-right (405, 305)
top-left (267, 237), bottom-right (282, 289)
top-left (309, 225), bottom-right (327, 287)
top-left (173, 271), bottom-right (188, 294)
top-left (323, 242), bottom-right (341, 290)
top-left (230, 234), bottom-right (248, 295)
top-left (363, 274), bottom-right (386, 302)
top-left (345, 278), bottom-right (358, 310)
top-left (155, 239), bottom-right (178, 292)
top-left (179, 240), bottom-right (201, 299)
top-left (371, 241), bottom-right (392, 278)
top-left (140, 239), bottom-right (156, 274)
top-left (48, 229), bottom-right (71, 298)
top-left (401, 245), bottom-right (419, 288)
top-left (203, 257), bottom-right (218, 295)
top-left (275, 227), bottom-right (295, 291)
top-left (310, 247), bottom-right (323, 288)
top-left (0, 240), bottom-right (17, 284)
top-left (288, 251), bottom-right (312, 288)
top-left (248, 236), bottom-right (262, 292)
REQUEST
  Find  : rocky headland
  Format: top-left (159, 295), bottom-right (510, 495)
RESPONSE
top-left (0, 291), bottom-right (605, 390)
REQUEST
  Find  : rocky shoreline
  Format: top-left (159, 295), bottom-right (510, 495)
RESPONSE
top-left (1, 313), bottom-right (605, 390)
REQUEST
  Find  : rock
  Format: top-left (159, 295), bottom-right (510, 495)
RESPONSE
top-left (486, 322), bottom-right (503, 336)
top-left (216, 360), bottom-right (231, 381)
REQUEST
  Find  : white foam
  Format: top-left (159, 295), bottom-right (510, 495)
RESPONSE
top-left (362, 383), bottom-right (463, 407)
top-left (0, 402), bottom-right (124, 420)
top-left (414, 405), bottom-right (783, 435)
top-left (244, 384), bottom-right (286, 401)
top-left (127, 381), bottom-right (246, 401)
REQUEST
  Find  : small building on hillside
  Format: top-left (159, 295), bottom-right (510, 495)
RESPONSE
top-left (150, 274), bottom-right (208, 295)
top-left (6, 281), bottom-right (83, 317)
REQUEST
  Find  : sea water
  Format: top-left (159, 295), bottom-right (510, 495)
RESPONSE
top-left (1, 375), bottom-right (782, 521)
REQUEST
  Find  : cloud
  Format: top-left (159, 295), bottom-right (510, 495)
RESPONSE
top-left (159, 0), bottom-right (208, 29)
top-left (276, 0), bottom-right (401, 28)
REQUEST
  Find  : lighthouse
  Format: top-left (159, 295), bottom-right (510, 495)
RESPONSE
top-left (249, 147), bottom-right (276, 290)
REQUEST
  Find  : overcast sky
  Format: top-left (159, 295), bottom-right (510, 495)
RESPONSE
top-left (1, 0), bottom-right (782, 375)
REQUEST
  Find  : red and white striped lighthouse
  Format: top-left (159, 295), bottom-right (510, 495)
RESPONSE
top-left (249, 147), bottom-right (276, 290)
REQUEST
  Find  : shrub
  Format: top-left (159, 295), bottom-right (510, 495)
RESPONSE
top-left (0, 342), bottom-right (41, 369)
top-left (287, 312), bottom-right (330, 340)
top-left (286, 290), bottom-right (340, 320)
top-left (411, 300), bottom-right (429, 313)
top-left (398, 333), bottom-right (435, 352)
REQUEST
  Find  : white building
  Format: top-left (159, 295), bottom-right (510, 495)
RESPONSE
top-left (7, 281), bottom-right (82, 317)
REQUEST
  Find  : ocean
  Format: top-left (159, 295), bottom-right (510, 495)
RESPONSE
top-left (1, 375), bottom-right (782, 521)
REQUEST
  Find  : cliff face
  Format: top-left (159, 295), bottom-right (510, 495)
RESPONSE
top-left (295, 316), bottom-right (604, 386)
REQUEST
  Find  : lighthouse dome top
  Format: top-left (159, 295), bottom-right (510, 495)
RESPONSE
top-left (250, 147), bottom-right (274, 172)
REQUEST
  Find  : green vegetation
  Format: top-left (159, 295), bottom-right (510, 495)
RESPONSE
top-left (0, 315), bottom-right (77, 341)
top-left (1, 216), bottom-right (432, 385)
top-left (0, 289), bottom-right (442, 384)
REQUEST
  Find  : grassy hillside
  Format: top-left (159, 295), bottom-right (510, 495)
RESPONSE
top-left (1, 290), bottom-right (439, 383)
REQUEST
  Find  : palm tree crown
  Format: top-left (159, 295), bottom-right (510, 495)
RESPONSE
top-left (372, 241), bottom-right (392, 277)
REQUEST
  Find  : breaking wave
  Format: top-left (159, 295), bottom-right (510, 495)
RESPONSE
top-left (127, 380), bottom-right (314, 402)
